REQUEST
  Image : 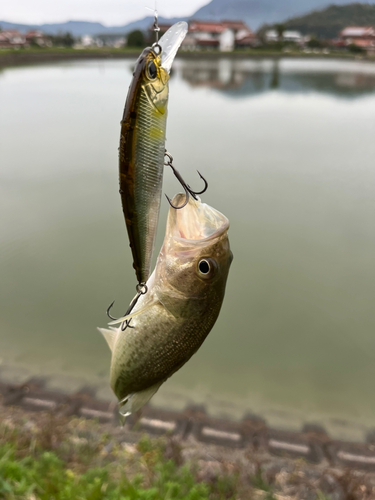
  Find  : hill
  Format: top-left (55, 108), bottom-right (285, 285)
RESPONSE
top-left (0, 16), bottom-right (185, 37)
top-left (2, 1), bottom-right (375, 37)
top-left (0, 20), bottom-right (109, 36)
top-left (282, 3), bottom-right (375, 38)
top-left (192, 0), bottom-right (375, 30)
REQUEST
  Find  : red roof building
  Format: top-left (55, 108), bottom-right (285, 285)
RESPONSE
top-left (0, 30), bottom-right (27, 48)
top-left (25, 30), bottom-right (51, 47)
top-left (221, 20), bottom-right (249, 31)
top-left (340, 26), bottom-right (375, 49)
top-left (189, 21), bottom-right (225, 34)
top-left (185, 20), bottom-right (257, 51)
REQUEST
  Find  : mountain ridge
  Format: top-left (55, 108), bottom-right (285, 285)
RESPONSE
top-left (0, 16), bottom-right (186, 37)
top-left (2, 1), bottom-right (375, 36)
top-left (193, 0), bottom-right (375, 29)
top-left (281, 3), bottom-right (375, 38)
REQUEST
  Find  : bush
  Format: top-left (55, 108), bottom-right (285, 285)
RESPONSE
top-left (348, 43), bottom-right (365, 54)
top-left (127, 30), bottom-right (145, 48)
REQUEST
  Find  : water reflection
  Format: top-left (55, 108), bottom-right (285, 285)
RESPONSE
top-left (179, 58), bottom-right (375, 98)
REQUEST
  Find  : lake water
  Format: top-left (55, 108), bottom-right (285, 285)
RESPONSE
top-left (1, 57), bottom-right (375, 439)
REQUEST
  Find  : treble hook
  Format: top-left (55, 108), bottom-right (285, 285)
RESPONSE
top-left (107, 301), bottom-right (134, 329)
top-left (106, 283), bottom-right (148, 331)
top-left (164, 151), bottom-right (208, 210)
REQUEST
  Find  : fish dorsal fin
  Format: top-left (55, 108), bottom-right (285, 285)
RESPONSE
top-left (97, 327), bottom-right (118, 352)
top-left (107, 300), bottom-right (158, 326)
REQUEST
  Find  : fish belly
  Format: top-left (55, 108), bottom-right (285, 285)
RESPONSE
top-left (110, 298), bottom-right (222, 402)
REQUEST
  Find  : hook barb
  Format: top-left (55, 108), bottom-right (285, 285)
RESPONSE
top-left (164, 152), bottom-right (209, 210)
top-left (186, 170), bottom-right (208, 196)
top-left (107, 300), bottom-right (134, 329)
top-left (106, 300), bottom-right (117, 321)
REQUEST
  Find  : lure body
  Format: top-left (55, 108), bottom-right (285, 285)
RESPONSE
top-left (99, 194), bottom-right (233, 416)
top-left (119, 47), bottom-right (169, 284)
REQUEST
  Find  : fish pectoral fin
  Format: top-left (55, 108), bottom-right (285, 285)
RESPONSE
top-left (118, 382), bottom-right (163, 421)
top-left (97, 327), bottom-right (117, 352)
top-left (107, 301), bottom-right (157, 326)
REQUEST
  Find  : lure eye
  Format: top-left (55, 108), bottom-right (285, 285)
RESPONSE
top-left (147, 61), bottom-right (157, 80)
top-left (197, 258), bottom-right (217, 279)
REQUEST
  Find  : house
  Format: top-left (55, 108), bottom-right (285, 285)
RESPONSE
top-left (235, 31), bottom-right (259, 48)
top-left (184, 20), bottom-right (256, 51)
top-left (188, 21), bottom-right (223, 49)
top-left (25, 30), bottom-right (51, 47)
top-left (340, 26), bottom-right (375, 49)
top-left (221, 20), bottom-right (258, 49)
top-left (265, 30), bottom-right (304, 44)
top-left (96, 34), bottom-right (125, 48)
top-left (0, 30), bottom-right (28, 49)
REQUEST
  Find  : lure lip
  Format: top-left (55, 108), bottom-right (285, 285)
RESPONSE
top-left (158, 21), bottom-right (188, 73)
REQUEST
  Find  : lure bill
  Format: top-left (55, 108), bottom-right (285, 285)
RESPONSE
top-left (119, 22), bottom-right (188, 285)
top-left (98, 194), bottom-right (233, 418)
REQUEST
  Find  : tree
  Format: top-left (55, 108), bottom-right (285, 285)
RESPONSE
top-left (52, 32), bottom-right (75, 48)
top-left (306, 37), bottom-right (323, 49)
top-left (275, 23), bottom-right (285, 42)
top-left (127, 30), bottom-right (145, 48)
top-left (348, 43), bottom-right (365, 54)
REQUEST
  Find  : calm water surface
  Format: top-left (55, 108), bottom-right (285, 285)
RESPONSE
top-left (1, 57), bottom-right (375, 438)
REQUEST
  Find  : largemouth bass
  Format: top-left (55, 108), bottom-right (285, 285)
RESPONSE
top-left (98, 194), bottom-right (232, 416)
top-left (119, 22), bottom-right (188, 285)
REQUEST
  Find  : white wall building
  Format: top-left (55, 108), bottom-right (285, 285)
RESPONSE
top-left (266, 30), bottom-right (303, 43)
top-left (220, 29), bottom-right (235, 52)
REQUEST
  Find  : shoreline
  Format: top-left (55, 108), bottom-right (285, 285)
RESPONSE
top-left (1, 374), bottom-right (375, 475)
top-left (2, 399), bottom-right (375, 500)
top-left (0, 47), bottom-right (373, 67)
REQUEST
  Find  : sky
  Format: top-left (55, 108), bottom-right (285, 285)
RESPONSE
top-left (2, 0), bottom-right (211, 26)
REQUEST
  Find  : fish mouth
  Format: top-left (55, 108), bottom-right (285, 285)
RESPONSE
top-left (167, 194), bottom-right (229, 243)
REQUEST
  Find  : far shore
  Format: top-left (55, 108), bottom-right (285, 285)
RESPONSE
top-left (1, 46), bottom-right (374, 67)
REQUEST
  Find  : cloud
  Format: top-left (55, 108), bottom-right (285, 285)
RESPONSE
top-left (2, 0), bottom-right (210, 25)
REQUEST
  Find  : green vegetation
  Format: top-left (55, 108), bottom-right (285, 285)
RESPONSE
top-left (0, 407), bottom-right (354, 500)
top-left (274, 24), bottom-right (286, 42)
top-left (0, 415), bottom-right (245, 500)
top-left (348, 42), bottom-right (366, 54)
top-left (127, 29), bottom-right (145, 48)
top-left (282, 3), bottom-right (375, 39)
top-left (0, 444), bottom-right (209, 499)
top-left (306, 37), bottom-right (325, 49)
top-left (50, 32), bottom-right (75, 48)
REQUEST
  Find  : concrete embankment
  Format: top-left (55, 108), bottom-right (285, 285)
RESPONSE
top-left (1, 375), bottom-right (375, 474)
top-left (2, 376), bottom-right (375, 499)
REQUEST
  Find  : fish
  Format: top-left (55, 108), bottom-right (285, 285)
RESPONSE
top-left (119, 22), bottom-right (188, 285)
top-left (98, 194), bottom-right (233, 417)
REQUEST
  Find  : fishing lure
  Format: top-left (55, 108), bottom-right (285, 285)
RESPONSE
top-left (119, 22), bottom-right (188, 286)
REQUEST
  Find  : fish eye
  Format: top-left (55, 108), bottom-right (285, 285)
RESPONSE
top-left (147, 60), bottom-right (157, 80)
top-left (197, 258), bottom-right (217, 279)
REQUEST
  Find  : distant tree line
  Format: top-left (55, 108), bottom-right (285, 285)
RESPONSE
top-left (50, 32), bottom-right (75, 47)
top-left (281, 3), bottom-right (375, 39)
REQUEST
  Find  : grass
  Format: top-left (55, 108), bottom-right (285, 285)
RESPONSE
top-left (0, 408), bottom-right (343, 500)
top-left (0, 416), bottom-right (336, 500)
top-left (0, 414), bottom-right (243, 500)
top-left (0, 444), bottom-right (211, 499)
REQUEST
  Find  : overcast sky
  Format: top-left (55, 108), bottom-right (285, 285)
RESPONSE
top-left (3, 0), bottom-right (211, 26)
